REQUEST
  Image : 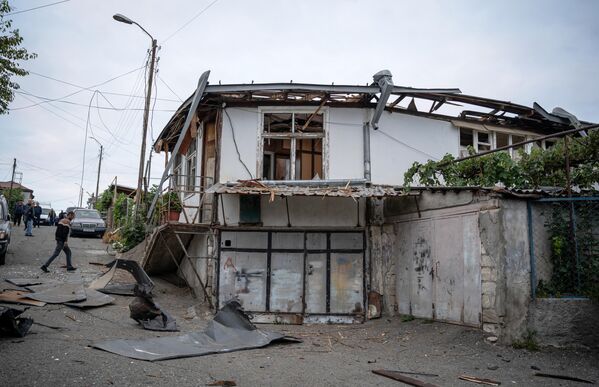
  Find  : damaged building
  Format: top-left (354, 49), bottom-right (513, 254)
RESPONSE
top-left (143, 70), bottom-right (588, 342)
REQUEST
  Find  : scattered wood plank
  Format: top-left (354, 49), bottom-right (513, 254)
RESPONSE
top-left (0, 290), bottom-right (46, 306)
top-left (459, 374), bottom-right (501, 386)
top-left (535, 372), bottom-right (594, 384)
top-left (372, 370), bottom-right (440, 387)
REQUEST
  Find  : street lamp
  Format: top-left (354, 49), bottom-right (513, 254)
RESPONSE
top-left (113, 13), bottom-right (157, 214)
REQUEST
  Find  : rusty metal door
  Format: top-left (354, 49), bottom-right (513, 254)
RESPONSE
top-left (305, 253), bottom-right (327, 313)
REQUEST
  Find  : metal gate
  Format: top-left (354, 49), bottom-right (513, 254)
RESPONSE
top-left (218, 230), bottom-right (365, 322)
top-left (395, 213), bottom-right (482, 327)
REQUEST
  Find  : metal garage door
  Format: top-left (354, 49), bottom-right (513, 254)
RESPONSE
top-left (218, 230), bottom-right (365, 319)
top-left (396, 214), bottom-right (482, 327)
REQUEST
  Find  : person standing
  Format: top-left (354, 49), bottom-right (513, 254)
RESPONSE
top-left (41, 211), bottom-right (76, 272)
top-left (24, 200), bottom-right (34, 237)
top-left (13, 201), bottom-right (23, 226)
top-left (48, 208), bottom-right (56, 226)
top-left (34, 202), bottom-right (42, 228)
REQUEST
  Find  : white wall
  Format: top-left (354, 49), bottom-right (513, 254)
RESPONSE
top-left (216, 106), bottom-right (459, 186)
top-left (219, 194), bottom-right (365, 227)
top-left (219, 107), bottom-right (259, 183)
top-left (370, 111), bottom-right (458, 185)
top-left (327, 108), bottom-right (366, 180)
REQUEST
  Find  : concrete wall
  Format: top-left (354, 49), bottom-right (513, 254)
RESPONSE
top-left (218, 194), bottom-right (365, 228)
top-left (216, 106), bottom-right (459, 185)
top-left (529, 298), bottom-right (599, 349)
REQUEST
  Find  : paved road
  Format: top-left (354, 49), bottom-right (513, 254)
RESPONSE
top-left (1, 226), bottom-right (598, 386)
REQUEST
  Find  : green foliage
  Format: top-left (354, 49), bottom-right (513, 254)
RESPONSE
top-left (1, 187), bottom-right (22, 217)
top-left (538, 201), bottom-right (599, 299)
top-left (94, 186), bottom-right (114, 213)
top-left (113, 193), bottom-right (132, 227)
top-left (118, 218), bottom-right (146, 252)
top-left (0, 0), bottom-right (37, 114)
top-left (400, 314), bottom-right (415, 322)
top-left (512, 329), bottom-right (540, 351)
top-left (404, 131), bottom-right (599, 191)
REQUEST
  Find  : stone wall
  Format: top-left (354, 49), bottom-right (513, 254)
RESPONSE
top-left (529, 298), bottom-right (599, 349)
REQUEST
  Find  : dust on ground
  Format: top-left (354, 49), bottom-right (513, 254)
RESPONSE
top-left (1, 226), bottom-right (597, 386)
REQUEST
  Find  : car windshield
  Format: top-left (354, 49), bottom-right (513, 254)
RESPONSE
top-left (75, 210), bottom-right (101, 219)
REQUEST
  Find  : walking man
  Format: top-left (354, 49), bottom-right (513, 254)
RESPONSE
top-left (41, 211), bottom-right (76, 272)
top-left (24, 200), bottom-right (34, 236)
top-left (13, 201), bottom-right (23, 226)
top-left (34, 202), bottom-right (42, 228)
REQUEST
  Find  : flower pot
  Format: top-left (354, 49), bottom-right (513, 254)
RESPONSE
top-left (168, 210), bottom-right (181, 221)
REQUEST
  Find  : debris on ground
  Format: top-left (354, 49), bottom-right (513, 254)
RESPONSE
top-left (0, 289), bottom-right (46, 306)
top-left (206, 380), bottom-right (236, 386)
top-left (90, 259), bottom-right (154, 296)
top-left (129, 284), bottom-right (178, 331)
top-left (0, 306), bottom-right (33, 337)
top-left (372, 369), bottom-right (440, 387)
top-left (65, 288), bottom-right (114, 308)
top-left (92, 300), bottom-right (301, 361)
top-left (458, 374), bottom-right (501, 386)
top-left (534, 372), bottom-right (594, 384)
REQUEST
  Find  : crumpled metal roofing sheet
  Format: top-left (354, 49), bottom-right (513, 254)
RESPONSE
top-left (92, 300), bottom-right (299, 361)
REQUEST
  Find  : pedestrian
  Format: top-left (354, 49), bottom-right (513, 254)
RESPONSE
top-left (13, 200), bottom-right (23, 226)
top-left (34, 202), bottom-right (42, 228)
top-left (48, 208), bottom-right (56, 226)
top-left (23, 200), bottom-right (34, 236)
top-left (41, 211), bottom-right (76, 272)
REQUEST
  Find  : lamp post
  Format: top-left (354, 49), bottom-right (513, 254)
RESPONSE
top-left (89, 136), bottom-right (103, 208)
top-left (113, 13), bottom-right (157, 214)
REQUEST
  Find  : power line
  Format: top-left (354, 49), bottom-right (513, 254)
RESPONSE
top-left (163, 0), bottom-right (221, 43)
top-left (6, 0), bottom-right (70, 16)
top-left (28, 71), bottom-right (181, 103)
top-left (157, 74), bottom-right (183, 102)
top-left (10, 66), bottom-right (145, 110)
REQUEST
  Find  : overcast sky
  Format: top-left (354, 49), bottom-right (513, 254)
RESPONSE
top-left (1, 0), bottom-right (598, 211)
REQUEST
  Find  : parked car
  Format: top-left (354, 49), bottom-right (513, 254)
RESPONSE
top-left (40, 207), bottom-right (52, 225)
top-left (70, 209), bottom-right (107, 238)
top-left (0, 195), bottom-right (12, 265)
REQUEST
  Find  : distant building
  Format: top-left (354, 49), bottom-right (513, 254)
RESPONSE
top-left (0, 181), bottom-right (34, 201)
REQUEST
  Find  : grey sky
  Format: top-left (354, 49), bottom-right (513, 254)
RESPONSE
top-left (1, 0), bottom-right (598, 211)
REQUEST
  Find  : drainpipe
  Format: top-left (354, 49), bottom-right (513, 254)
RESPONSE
top-left (363, 122), bottom-right (371, 182)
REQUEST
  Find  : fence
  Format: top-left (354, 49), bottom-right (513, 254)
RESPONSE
top-left (528, 197), bottom-right (599, 299)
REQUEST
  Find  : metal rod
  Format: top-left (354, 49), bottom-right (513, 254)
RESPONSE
top-left (285, 196), bottom-right (291, 227)
top-left (147, 71), bottom-right (210, 222)
top-left (174, 232), bottom-right (214, 310)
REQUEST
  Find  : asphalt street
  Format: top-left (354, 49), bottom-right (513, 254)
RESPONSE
top-left (0, 226), bottom-right (598, 386)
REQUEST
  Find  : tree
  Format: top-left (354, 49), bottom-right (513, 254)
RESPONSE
top-left (0, 0), bottom-right (36, 114)
top-left (1, 187), bottom-right (22, 217)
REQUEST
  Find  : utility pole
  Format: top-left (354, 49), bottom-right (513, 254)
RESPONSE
top-left (136, 39), bottom-right (157, 212)
top-left (8, 158), bottom-right (16, 209)
top-left (94, 144), bottom-right (103, 208)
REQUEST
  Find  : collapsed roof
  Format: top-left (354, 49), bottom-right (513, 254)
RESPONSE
top-left (155, 70), bottom-right (582, 151)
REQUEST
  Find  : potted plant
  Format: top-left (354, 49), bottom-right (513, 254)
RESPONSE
top-left (161, 191), bottom-right (182, 222)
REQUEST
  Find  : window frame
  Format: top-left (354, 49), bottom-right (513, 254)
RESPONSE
top-left (458, 127), bottom-right (539, 159)
top-left (257, 107), bottom-right (328, 180)
top-left (185, 135), bottom-right (198, 196)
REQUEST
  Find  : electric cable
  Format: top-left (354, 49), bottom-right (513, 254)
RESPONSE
top-left (6, 0), bottom-right (70, 16)
top-left (162, 0), bottom-right (221, 43)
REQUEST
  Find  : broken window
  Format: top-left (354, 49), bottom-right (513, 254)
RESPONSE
top-left (262, 112), bottom-right (324, 180)
top-left (186, 136), bottom-right (197, 193)
top-left (173, 153), bottom-right (183, 191)
top-left (459, 128), bottom-right (474, 157)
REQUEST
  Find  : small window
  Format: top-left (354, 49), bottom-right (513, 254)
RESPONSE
top-left (186, 137), bottom-right (197, 193)
top-left (459, 128), bottom-right (474, 156)
top-left (496, 132), bottom-right (510, 148)
top-left (477, 132), bottom-right (491, 152)
top-left (239, 195), bottom-right (261, 224)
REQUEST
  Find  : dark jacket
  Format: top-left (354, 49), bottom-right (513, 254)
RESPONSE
top-left (34, 205), bottom-right (42, 217)
top-left (14, 204), bottom-right (23, 215)
top-left (55, 220), bottom-right (70, 242)
top-left (23, 205), bottom-right (34, 221)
